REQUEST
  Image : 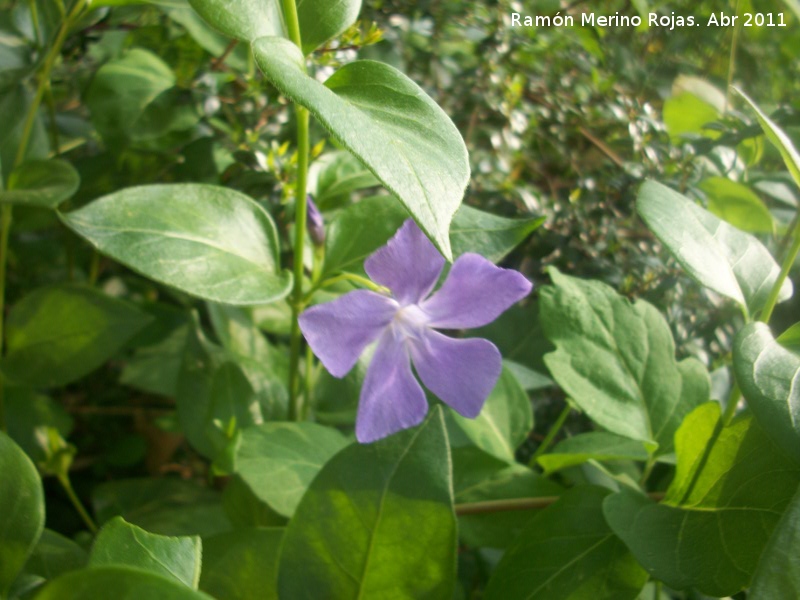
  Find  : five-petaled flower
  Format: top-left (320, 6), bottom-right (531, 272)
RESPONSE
top-left (299, 219), bottom-right (532, 443)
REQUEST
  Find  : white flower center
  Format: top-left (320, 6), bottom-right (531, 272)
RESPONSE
top-left (392, 303), bottom-right (430, 340)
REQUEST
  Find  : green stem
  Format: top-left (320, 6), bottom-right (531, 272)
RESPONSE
top-left (454, 491), bottom-right (665, 516)
top-left (88, 250), bottom-right (100, 285)
top-left (759, 217), bottom-right (800, 324)
top-left (722, 381), bottom-right (741, 426)
top-left (0, 205), bottom-right (11, 433)
top-left (282, 0), bottom-right (310, 422)
top-left (58, 474), bottom-right (97, 533)
top-left (529, 404), bottom-right (570, 466)
top-left (724, 0), bottom-right (742, 113)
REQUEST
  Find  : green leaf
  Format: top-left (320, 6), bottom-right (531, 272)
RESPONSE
top-left (735, 87), bottom-right (800, 189)
top-left (452, 447), bottom-right (561, 549)
top-left (120, 322), bottom-right (190, 397)
top-left (541, 268), bottom-right (709, 454)
top-left (484, 486), bottom-right (648, 600)
top-left (199, 528), bottom-right (283, 600)
top-left (0, 83), bottom-right (48, 175)
top-left (734, 322), bottom-right (800, 460)
top-left (604, 403), bottom-right (800, 597)
top-left (749, 485), bottom-right (800, 599)
top-left (313, 151), bottom-right (379, 207)
top-left (323, 196), bottom-right (537, 277)
top-left (778, 321), bottom-right (800, 353)
top-left (253, 37), bottom-right (469, 259)
top-left (187, 0), bottom-right (285, 44)
top-left (235, 422), bottom-right (348, 518)
top-left (0, 160), bottom-right (79, 209)
top-left (0, 431), bottom-right (45, 597)
top-left (0, 285), bottom-right (151, 388)
top-left (187, 0), bottom-right (361, 54)
top-left (537, 432), bottom-right (650, 475)
top-left (61, 184), bottom-right (292, 305)
top-left (278, 408), bottom-right (456, 599)
top-left (85, 49), bottom-right (176, 146)
top-left (449, 205), bottom-right (544, 263)
top-left (662, 76), bottom-right (724, 141)
top-left (637, 179), bottom-right (792, 314)
top-left (222, 476), bottom-right (287, 528)
top-left (699, 176), bottom-right (773, 233)
top-left (20, 529), bottom-right (87, 582)
top-left (92, 478), bottom-right (230, 538)
top-left (448, 367), bottom-right (532, 462)
top-left (35, 566), bottom-right (213, 599)
top-left (89, 517), bottom-right (201, 589)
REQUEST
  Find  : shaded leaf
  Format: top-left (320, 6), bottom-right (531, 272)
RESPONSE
top-left (278, 408), bottom-right (456, 599)
top-left (0, 160), bottom-right (79, 209)
top-left (484, 486), bottom-right (648, 600)
top-left (537, 432), bottom-right (650, 475)
top-left (604, 403), bottom-right (800, 597)
top-left (61, 184), bottom-right (292, 305)
top-left (0, 285), bottom-right (151, 388)
top-left (749, 484), bottom-right (800, 599)
top-left (253, 37), bottom-right (469, 259)
top-left (35, 566), bottom-right (213, 599)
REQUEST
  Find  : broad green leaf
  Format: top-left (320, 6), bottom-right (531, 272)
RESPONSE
top-left (323, 195), bottom-right (538, 277)
top-left (0, 84), bottom-right (48, 176)
top-left (120, 322), bottom-right (190, 397)
top-left (663, 92), bottom-right (720, 141)
top-left (297, 0), bottom-right (363, 54)
top-left (5, 386), bottom-right (73, 462)
top-left (541, 268), bottom-right (709, 454)
top-left (235, 422), bottom-right (348, 517)
top-left (85, 49), bottom-right (175, 146)
top-left (187, 0), bottom-right (361, 54)
top-left (176, 323), bottom-right (287, 459)
top-left (0, 285), bottom-right (151, 388)
top-left (448, 367), bottom-right (532, 462)
top-left (604, 403), bottom-right (800, 597)
top-left (734, 322), bottom-right (800, 460)
top-left (735, 87), bottom-right (800, 189)
top-left (222, 476), bottom-right (287, 528)
top-left (749, 485), bottom-right (800, 599)
top-left (199, 529), bottom-right (283, 600)
top-left (61, 184), bottom-right (292, 305)
top-left (0, 432), bottom-right (44, 597)
top-left (278, 408), bottom-right (456, 599)
top-left (778, 321), bottom-right (800, 353)
top-left (22, 529), bottom-right (87, 580)
top-left (0, 160), bottom-right (79, 209)
top-left (699, 176), bottom-right (773, 233)
top-left (452, 447), bottom-right (560, 549)
top-left (167, 8), bottom-right (250, 72)
top-left (450, 205), bottom-right (544, 263)
top-left (637, 179), bottom-right (792, 314)
top-left (537, 432), bottom-right (650, 475)
top-left (187, 0), bottom-right (285, 44)
top-left (312, 151), bottom-right (379, 207)
top-left (92, 478), bottom-right (230, 538)
top-left (253, 37), bottom-right (469, 259)
top-left (35, 566), bottom-right (213, 599)
top-left (89, 517), bottom-right (201, 589)
top-left (484, 486), bottom-right (648, 600)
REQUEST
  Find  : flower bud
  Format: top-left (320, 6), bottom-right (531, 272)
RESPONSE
top-left (306, 194), bottom-right (325, 246)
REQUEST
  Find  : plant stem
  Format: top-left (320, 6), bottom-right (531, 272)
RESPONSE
top-left (529, 404), bottom-right (571, 466)
top-left (724, 0), bottom-right (741, 113)
top-left (282, 0), bottom-right (310, 421)
top-left (58, 474), bottom-right (97, 533)
top-left (722, 381), bottom-right (741, 426)
top-left (454, 491), bottom-right (665, 516)
top-left (0, 205), bottom-right (11, 433)
top-left (759, 217), bottom-right (800, 324)
top-left (305, 272), bottom-right (389, 301)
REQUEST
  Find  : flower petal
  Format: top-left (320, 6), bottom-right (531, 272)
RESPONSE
top-left (365, 219), bottom-right (445, 305)
top-left (299, 290), bottom-right (398, 378)
top-left (409, 330), bottom-right (501, 418)
top-left (420, 253), bottom-right (532, 329)
top-left (356, 330), bottom-right (428, 443)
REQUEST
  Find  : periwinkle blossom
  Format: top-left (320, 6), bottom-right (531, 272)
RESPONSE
top-left (299, 219), bottom-right (532, 443)
top-left (306, 195), bottom-right (325, 247)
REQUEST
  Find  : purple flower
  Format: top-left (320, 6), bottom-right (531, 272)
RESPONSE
top-left (299, 219), bottom-right (532, 443)
top-left (306, 195), bottom-right (325, 246)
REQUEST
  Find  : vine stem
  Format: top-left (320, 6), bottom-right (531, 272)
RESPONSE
top-left (58, 474), bottom-right (98, 533)
top-left (282, 0), bottom-right (310, 421)
top-left (454, 492), bottom-right (665, 516)
top-left (529, 404), bottom-right (570, 466)
top-left (759, 217), bottom-right (800, 324)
